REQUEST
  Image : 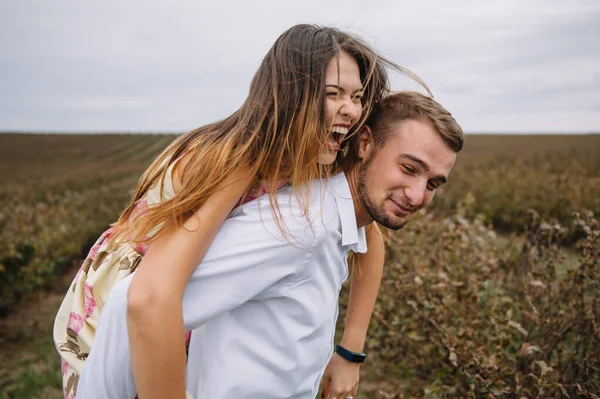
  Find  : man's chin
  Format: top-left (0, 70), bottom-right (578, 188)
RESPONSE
top-left (383, 220), bottom-right (408, 231)
top-left (364, 202), bottom-right (410, 230)
top-left (374, 214), bottom-right (409, 231)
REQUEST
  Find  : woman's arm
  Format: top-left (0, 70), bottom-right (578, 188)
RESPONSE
top-left (127, 160), bottom-right (251, 399)
top-left (321, 224), bottom-right (385, 398)
top-left (340, 224), bottom-right (385, 352)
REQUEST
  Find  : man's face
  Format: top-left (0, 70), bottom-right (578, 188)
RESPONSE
top-left (358, 118), bottom-right (457, 230)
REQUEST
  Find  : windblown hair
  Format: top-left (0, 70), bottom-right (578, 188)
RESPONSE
top-left (111, 24), bottom-right (429, 246)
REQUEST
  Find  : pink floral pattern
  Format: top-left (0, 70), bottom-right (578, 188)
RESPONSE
top-left (88, 227), bottom-right (112, 259)
top-left (83, 284), bottom-right (97, 319)
top-left (236, 181), bottom-right (289, 206)
top-left (134, 243), bottom-right (149, 256)
top-left (61, 359), bottom-right (69, 375)
top-left (67, 312), bottom-right (84, 335)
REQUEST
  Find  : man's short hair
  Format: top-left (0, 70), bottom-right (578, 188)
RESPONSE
top-left (366, 91), bottom-right (464, 152)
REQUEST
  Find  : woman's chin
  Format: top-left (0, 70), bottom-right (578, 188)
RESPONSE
top-left (317, 150), bottom-right (337, 165)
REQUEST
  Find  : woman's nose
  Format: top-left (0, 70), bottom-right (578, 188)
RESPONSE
top-left (338, 96), bottom-right (361, 121)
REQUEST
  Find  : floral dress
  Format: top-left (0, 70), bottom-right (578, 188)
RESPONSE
top-left (53, 161), bottom-right (279, 399)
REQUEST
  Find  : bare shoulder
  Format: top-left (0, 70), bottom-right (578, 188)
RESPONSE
top-left (171, 148), bottom-right (252, 199)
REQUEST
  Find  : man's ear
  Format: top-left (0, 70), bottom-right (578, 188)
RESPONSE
top-left (357, 125), bottom-right (375, 161)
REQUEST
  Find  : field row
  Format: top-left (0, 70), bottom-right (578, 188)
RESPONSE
top-left (0, 134), bottom-right (176, 315)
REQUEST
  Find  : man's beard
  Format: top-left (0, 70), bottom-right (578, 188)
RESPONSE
top-left (358, 158), bottom-right (408, 231)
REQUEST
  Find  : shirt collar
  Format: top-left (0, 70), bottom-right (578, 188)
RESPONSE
top-left (328, 173), bottom-right (368, 254)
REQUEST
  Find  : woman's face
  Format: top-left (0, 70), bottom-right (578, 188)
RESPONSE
top-left (318, 50), bottom-right (364, 165)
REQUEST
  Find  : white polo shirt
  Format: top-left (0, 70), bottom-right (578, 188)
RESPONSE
top-left (76, 172), bottom-right (366, 399)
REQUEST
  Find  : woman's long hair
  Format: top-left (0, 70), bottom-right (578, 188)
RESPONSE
top-left (110, 24), bottom-right (429, 246)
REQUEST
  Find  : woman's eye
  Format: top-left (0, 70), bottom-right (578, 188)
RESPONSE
top-left (326, 92), bottom-right (338, 97)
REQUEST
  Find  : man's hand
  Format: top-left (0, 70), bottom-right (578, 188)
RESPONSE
top-left (320, 352), bottom-right (359, 398)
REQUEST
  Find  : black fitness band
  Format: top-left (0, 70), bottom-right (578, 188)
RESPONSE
top-left (335, 344), bottom-right (367, 364)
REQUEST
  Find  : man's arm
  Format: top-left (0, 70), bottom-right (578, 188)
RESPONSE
top-left (76, 198), bottom-right (318, 399)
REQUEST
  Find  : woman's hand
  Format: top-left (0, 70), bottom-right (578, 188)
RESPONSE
top-left (320, 352), bottom-right (359, 398)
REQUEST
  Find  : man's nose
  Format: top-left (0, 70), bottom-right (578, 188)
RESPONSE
top-left (404, 182), bottom-right (426, 208)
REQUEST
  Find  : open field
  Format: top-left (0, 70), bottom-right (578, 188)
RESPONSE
top-left (0, 133), bottom-right (175, 314)
top-left (0, 133), bottom-right (598, 398)
top-left (431, 134), bottom-right (600, 238)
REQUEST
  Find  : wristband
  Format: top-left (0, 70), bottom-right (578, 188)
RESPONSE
top-left (335, 344), bottom-right (366, 364)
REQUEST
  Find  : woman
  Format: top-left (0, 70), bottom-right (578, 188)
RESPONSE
top-left (54, 24), bottom-right (427, 399)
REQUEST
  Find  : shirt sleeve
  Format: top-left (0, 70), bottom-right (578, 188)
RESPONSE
top-left (75, 198), bottom-right (320, 399)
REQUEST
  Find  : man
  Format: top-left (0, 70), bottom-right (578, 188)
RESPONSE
top-left (75, 91), bottom-right (463, 399)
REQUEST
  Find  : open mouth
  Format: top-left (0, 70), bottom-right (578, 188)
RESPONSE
top-left (325, 126), bottom-right (349, 151)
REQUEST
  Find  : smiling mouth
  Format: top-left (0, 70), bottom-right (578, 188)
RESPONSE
top-left (390, 198), bottom-right (414, 217)
top-left (326, 126), bottom-right (350, 151)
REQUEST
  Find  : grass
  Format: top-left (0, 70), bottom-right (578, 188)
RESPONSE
top-left (0, 279), bottom-right (72, 399)
top-left (2, 338), bottom-right (63, 399)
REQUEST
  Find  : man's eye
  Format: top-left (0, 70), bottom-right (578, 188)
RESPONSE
top-left (402, 165), bottom-right (415, 174)
top-left (427, 182), bottom-right (438, 191)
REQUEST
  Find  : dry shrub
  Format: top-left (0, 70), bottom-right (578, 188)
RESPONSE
top-left (432, 135), bottom-right (600, 245)
top-left (0, 134), bottom-right (175, 315)
top-left (354, 202), bottom-right (599, 398)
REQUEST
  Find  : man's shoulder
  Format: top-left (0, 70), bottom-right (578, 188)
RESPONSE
top-left (227, 174), bottom-right (350, 244)
top-left (282, 173), bottom-right (351, 227)
top-left (235, 174), bottom-right (348, 215)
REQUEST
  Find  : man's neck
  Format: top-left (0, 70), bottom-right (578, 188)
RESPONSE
top-left (344, 169), bottom-right (373, 229)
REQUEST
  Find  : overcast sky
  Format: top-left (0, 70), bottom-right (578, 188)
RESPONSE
top-left (1, 0), bottom-right (599, 133)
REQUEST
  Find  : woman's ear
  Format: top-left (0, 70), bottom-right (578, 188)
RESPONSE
top-left (357, 125), bottom-right (375, 162)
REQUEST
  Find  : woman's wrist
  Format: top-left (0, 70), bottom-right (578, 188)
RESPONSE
top-left (335, 344), bottom-right (367, 364)
top-left (339, 326), bottom-right (367, 353)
